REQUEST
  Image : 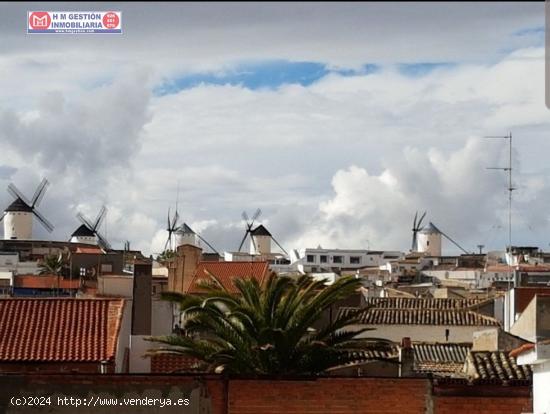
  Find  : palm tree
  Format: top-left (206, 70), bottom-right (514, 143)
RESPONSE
top-left (146, 273), bottom-right (392, 376)
top-left (156, 249), bottom-right (176, 263)
top-left (38, 253), bottom-right (67, 276)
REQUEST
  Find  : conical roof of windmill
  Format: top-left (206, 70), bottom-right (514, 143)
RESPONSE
top-left (5, 197), bottom-right (33, 212)
top-left (177, 223), bottom-right (195, 234)
top-left (251, 224), bottom-right (272, 236)
top-left (420, 223), bottom-right (440, 234)
top-left (71, 224), bottom-right (96, 237)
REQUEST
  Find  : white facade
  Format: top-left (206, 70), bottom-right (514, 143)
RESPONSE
top-left (422, 269), bottom-right (485, 289)
top-left (417, 227), bottom-right (442, 256)
top-left (353, 323), bottom-right (488, 343)
top-left (290, 248), bottom-right (403, 274)
top-left (4, 211), bottom-right (33, 240)
top-left (250, 235), bottom-right (271, 255)
top-left (70, 234), bottom-right (97, 245)
top-left (517, 342), bottom-right (550, 414)
top-left (175, 230), bottom-right (200, 249)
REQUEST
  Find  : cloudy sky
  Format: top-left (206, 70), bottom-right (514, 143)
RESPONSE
top-left (0, 2), bottom-right (547, 256)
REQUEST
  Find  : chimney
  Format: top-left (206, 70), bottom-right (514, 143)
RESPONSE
top-left (399, 337), bottom-right (414, 377)
top-left (168, 244), bottom-right (202, 294)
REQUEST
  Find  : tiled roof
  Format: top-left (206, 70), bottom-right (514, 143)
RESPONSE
top-left (187, 261), bottom-right (270, 294)
top-left (469, 351), bottom-right (531, 381)
top-left (14, 275), bottom-right (80, 289)
top-left (363, 297), bottom-right (485, 310)
top-left (75, 246), bottom-right (103, 254)
top-left (348, 344), bottom-right (400, 361)
top-left (150, 354), bottom-right (206, 373)
top-left (0, 298), bottom-right (124, 362)
top-left (413, 342), bottom-right (471, 377)
top-left (339, 307), bottom-right (499, 326)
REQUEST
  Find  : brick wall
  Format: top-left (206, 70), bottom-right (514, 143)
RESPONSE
top-left (0, 374), bottom-right (532, 414)
top-left (228, 378), bottom-right (428, 414)
top-left (434, 396), bottom-right (532, 414)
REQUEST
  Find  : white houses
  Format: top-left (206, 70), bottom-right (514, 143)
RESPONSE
top-left (290, 248), bottom-right (403, 273)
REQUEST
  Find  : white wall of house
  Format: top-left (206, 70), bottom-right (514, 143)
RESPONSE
top-left (518, 342), bottom-right (550, 414)
top-left (533, 362), bottom-right (550, 414)
top-left (115, 300), bottom-right (132, 373)
top-left (98, 274), bottom-right (134, 297)
top-left (352, 324), bottom-right (486, 343)
top-left (128, 335), bottom-right (152, 373)
top-left (151, 298), bottom-right (174, 336)
top-left (291, 248), bottom-right (403, 273)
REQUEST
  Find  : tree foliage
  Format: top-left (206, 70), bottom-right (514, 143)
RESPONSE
top-left (147, 273), bottom-right (391, 376)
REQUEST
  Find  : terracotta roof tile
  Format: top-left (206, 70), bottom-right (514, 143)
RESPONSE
top-left (150, 354), bottom-right (206, 373)
top-left (0, 298), bottom-right (124, 362)
top-left (187, 261), bottom-right (270, 294)
top-left (14, 275), bottom-right (80, 290)
top-left (413, 342), bottom-right (471, 377)
top-left (469, 351), bottom-right (531, 381)
top-left (363, 297), bottom-right (484, 310)
top-left (339, 307), bottom-right (499, 326)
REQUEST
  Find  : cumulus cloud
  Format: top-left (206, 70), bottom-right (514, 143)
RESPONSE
top-left (0, 4), bottom-right (548, 255)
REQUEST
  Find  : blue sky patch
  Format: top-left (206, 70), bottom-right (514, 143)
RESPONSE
top-left (398, 62), bottom-right (456, 77)
top-left (154, 61), bottom-right (379, 96)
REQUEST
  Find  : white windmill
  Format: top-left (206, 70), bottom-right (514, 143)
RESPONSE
top-left (0, 178), bottom-right (54, 240)
top-left (70, 205), bottom-right (111, 250)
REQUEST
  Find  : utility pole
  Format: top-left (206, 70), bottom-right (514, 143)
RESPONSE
top-left (477, 244), bottom-right (484, 254)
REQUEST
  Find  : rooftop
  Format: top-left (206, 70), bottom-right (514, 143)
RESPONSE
top-left (0, 298), bottom-right (125, 362)
top-left (413, 342), bottom-right (471, 377)
top-left (363, 297), bottom-right (486, 310)
top-left (340, 307), bottom-right (499, 326)
top-left (187, 261), bottom-right (270, 294)
top-left (4, 198), bottom-right (32, 213)
top-left (469, 351), bottom-right (531, 381)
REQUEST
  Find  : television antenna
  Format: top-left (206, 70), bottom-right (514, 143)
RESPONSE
top-left (485, 132), bottom-right (514, 252)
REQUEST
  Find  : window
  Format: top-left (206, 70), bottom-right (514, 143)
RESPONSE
top-left (333, 256), bottom-right (343, 264)
top-left (306, 254), bottom-right (316, 263)
top-left (427, 241), bottom-right (430, 246)
top-left (101, 263), bottom-right (113, 273)
top-left (350, 256), bottom-right (361, 264)
top-left (320, 255), bottom-right (328, 263)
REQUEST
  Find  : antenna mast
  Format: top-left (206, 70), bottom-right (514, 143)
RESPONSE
top-left (485, 132), bottom-right (514, 252)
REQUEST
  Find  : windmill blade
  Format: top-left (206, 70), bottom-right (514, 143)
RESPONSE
top-left (95, 231), bottom-right (111, 250)
top-left (0, 212), bottom-right (5, 223)
top-left (250, 232), bottom-right (258, 254)
top-left (31, 178), bottom-right (50, 208)
top-left (7, 183), bottom-right (31, 206)
top-left (429, 222), bottom-right (470, 255)
top-left (197, 233), bottom-right (219, 254)
top-left (171, 210), bottom-right (179, 230)
top-left (167, 208), bottom-right (172, 231)
top-left (417, 211), bottom-right (427, 229)
top-left (252, 208), bottom-right (262, 222)
top-left (271, 235), bottom-right (288, 256)
top-left (411, 233), bottom-right (417, 251)
top-left (76, 212), bottom-right (95, 230)
top-left (241, 211), bottom-right (249, 222)
top-left (237, 231), bottom-right (249, 252)
top-left (412, 211), bottom-right (418, 230)
top-left (33, 209), bottom-right (54, 232)
top-left (93, 206), bottom-right (107, 231)
top-left (164, 236), bottom-right (171, 252)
